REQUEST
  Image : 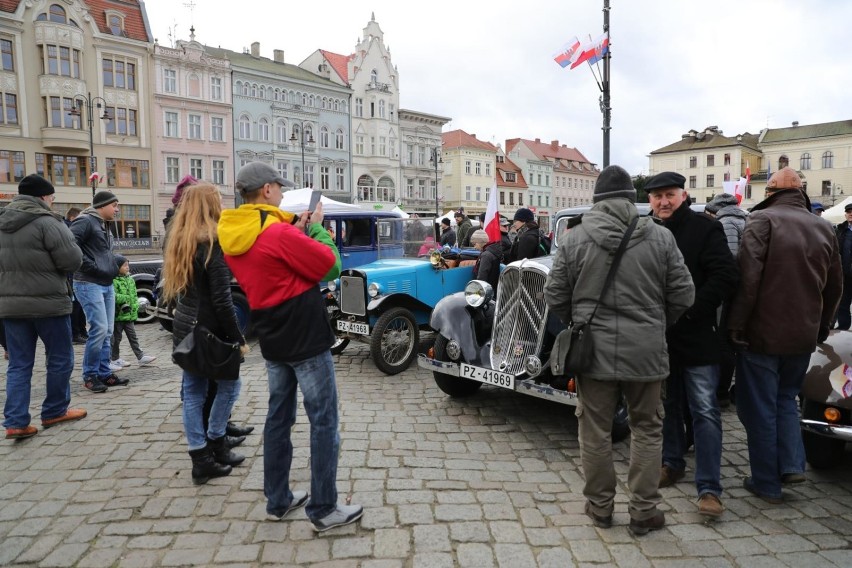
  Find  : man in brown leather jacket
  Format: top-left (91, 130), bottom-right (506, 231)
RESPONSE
top-left (728, 166), bottom-right (842, 503)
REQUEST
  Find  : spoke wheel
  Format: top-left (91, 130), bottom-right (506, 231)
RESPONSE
top-left (370, 307), bottom-right (419, 375)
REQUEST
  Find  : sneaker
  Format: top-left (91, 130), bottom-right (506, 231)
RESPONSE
top-left (101, 373), bottom-right (130, 387)
top-left (84, 376), bottom-right (108, 393)
top-left (584, 501), bottom-right (612, 528)
top-left (115, 358), bottom-right (131, 367)
top-left (42, 408), bottom-right (87, 428)
top-left (697, 493), bottom-right (724, 518)
top-left (781, 472), bottom-right (806, 485)
top-left (742, 477), bottom-right (783, 504)
top-left (5, 426), bottom-right (38, 439)
top-left (659, 465), bottom-right (685, 488)
top-left (267, 491), bottom-right (309, 521)
top-left (628, 510), bottom-right (665, 536)
top-left (311, 503), bottom-right (364, 532)
top-left (137, 355), bottom-right (157, 366)
top-left (108, 361), bottom-right (123, 372)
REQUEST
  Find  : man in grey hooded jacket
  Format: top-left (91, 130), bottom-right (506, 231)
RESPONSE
top-left (544, 165), bottom-right (694, 536)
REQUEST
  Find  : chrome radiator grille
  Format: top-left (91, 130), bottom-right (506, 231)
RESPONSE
top-left (340, 275), bottom-right (366, 316)
top-left (490, 264), bottom-right (549, 375)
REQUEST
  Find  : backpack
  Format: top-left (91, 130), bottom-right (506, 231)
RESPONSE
top-left (537, 231), bottom-right (553, 257)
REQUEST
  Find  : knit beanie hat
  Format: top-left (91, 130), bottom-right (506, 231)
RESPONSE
top-left (93, 190), bottom-right (118, 208)
top-left (705, 193), bottom-right (738, 214)
top-left (513, 208), bottom-right (535, 223)
top-left (172, 174), bottom-right (198, 206)
top-left (115, 254), bottom-right (128, 270)
top-left (18, 174), bottom-right (55, 197)
top-left (593, 165), bottom-right (636, 203)
top-left (441, 218), bottom-right (451, 227)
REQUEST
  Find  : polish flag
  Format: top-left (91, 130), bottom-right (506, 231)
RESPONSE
top-left (483, 184), bottom-right (501, 243)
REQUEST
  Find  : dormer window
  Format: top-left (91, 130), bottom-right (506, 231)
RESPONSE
top-left (108, 14), bottom-right (125, 37)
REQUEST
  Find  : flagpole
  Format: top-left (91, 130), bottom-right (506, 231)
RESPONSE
top-left (602, 0), bottom-right (611, 167)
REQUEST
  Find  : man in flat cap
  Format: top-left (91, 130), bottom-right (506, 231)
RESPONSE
top-left (218, 162), bottom-right (363, 532)
top-left (0, 175), bottom-right (85, 439)
top-left (645, 171), bottom-right (739, 519)
top-left (729, 167), bottom-right (841, 502)
top-left (834, 202), bottom-right (852, 330)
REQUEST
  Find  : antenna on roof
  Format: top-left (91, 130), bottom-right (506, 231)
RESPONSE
top-left (167, 22), bottom-right (177, 48)
top-left (183, 1), bottom-right (197, 26)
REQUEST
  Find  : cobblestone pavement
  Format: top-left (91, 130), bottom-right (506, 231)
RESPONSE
top-left (2, 323), bottom-right (852, 567)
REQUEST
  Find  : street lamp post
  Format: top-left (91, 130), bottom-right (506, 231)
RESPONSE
top-left (290, 122), bottom-right (315, 188)
top-left (68, 92), bottom-right (110, 199)
top-left (429, 146), bottom-right (442, 217)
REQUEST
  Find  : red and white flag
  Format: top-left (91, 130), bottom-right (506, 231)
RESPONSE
top-left (733, 161), bottom-right (750, 205)
top-left (483, 184), bottom-right (501, 243)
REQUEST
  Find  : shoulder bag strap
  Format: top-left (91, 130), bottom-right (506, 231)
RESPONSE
top-left (586, 215), bottom-right (639, 325)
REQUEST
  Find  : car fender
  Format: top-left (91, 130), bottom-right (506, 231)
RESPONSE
top-left (131, 272), bottom-right (156, 287)
top-left (429, 292), bottom-right (491, 365)
top-left (367, 293), bottom-right (431, 320)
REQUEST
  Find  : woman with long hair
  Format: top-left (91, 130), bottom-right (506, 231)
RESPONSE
top-left (162, 183), bottom-right (248, 484)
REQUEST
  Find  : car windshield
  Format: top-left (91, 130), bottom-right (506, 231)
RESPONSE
top-left (378, 218), bottom-right (437, 260)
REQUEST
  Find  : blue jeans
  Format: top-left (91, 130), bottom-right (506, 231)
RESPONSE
top-left (265, 351), bottom-right (340, 521)
top-left (73, 281), bottom-right (115, 379)
top-left (662, 364), bottom-right (723, 497)
top-left (181, 371), bottom-right (241, 451)
top-left (736, 351), bottom-right (809, 499)
top-left (3, 316), bottom-right (74, 428)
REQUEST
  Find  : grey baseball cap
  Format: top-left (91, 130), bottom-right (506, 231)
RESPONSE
top-left (235, 162), bottom-right (296, 192)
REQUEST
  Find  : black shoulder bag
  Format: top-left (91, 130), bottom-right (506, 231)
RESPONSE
top-left (551, 216), bottom-right (639, 375)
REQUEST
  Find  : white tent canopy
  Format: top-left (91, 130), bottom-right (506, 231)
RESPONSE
top-left (822, 196), bottom-right (852, 223)
top-left (278, 188), bottom-right (364, 215)
top-left (392, 206), bottom-right (410, 219)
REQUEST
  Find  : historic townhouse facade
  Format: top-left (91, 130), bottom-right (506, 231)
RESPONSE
top-left (398, 109), bottom-right (451, 217)
top-left (441, 129), bottom-right (500, 216)
top-left (0, 0), bottom-right (153, 243)
top-left (209, 43), bottom-right (352, 204)
top-left (151, 28), bottom-right (232, 225)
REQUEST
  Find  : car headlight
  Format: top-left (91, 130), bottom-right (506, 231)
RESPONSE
top-left (464, 280), bottom-right (493, 308)
top-left (327, 279), bottom-right (338, 292)
top-left (368, 282), bottom-right (381, 298)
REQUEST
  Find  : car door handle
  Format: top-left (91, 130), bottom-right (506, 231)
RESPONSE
top-left (342, 253), bottom-right (350, 257)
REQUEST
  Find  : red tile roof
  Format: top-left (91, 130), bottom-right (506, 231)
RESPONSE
top-left (496, 155), bottom-right (528, 189)
top-left (442, 129), bottom-right (497, 152)
top-left (84, 0), bottom-right (151, 42)
top-left (0, 0), bottom-right (20, 13)
top-left (506, 137), bottom-right (593, 164)
top-left (320, 50), bottom-right (354, 85)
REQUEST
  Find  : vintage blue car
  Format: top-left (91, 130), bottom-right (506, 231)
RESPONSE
top-left (326, 217), bottom-right (478, 375)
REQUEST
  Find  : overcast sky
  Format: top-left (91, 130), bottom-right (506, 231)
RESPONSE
top-left (143, 0), bottom-right (851, 175)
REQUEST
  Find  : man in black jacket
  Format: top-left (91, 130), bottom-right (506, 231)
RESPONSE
top-left (647, 172), bottom-right (739, 520)
top-left (507, 208), bottom-right (542, 262)
top-left (71, 190), bottom-right (127, 393)
top-left (834, 203), bottom-right (852, 329)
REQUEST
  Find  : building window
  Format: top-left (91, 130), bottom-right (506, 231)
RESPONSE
top-left (1, 93), bottom-right (17, 125)
top-left (355, 135), bottom-right (364, 155)
top-left (476, 162), bottom-right (481, 175)
top-left (108, 14), bottom-right (124, 36)
top-left (707, 155), bottom-right (715, 167)
top-left (418, 179), bottom-right (426, 199)
top-left (465, 186), bottom-right (471, 200)
top-left (257, 118), bottom-right (269, 141)
top-left (500, 191), bottom-right (505, 205)
top-left (505, 172), bottom-right (516, 182)
top-left (723, 172), bottom-right (730, 182)
top-left (379, 136), bottom-right (386, 157)
top-left (509, 192), bottom-right (514, 205)
top-left (305, 165), bottom-right (315, 188)
top-left (0, 150), bottom-right (24, 182)
top-left (320, 126), bottom-right (330, 148)
top-left (465, 161), bottom-right (471, 174)
top-left (689, 175), bottom-right (697, 189)
top-left (706, 174), bottom-right (714, 187)
top-left (102, 57), bottom-right (135, 89)
top-left (113, 204), bottom-right (151, 238)
top-left (276, 161), bottom-right (288, 181)
top-left (106, 158), bottom-right (149, 189)
top-left (164, 111), bottom-right (179, 137)
top-left (379, 100), bottom-right (386, 118)
top-left (212, 160), bottom-right (225, 185)
top-left (41, 45), bottom-right (80, 78)
top-left (406, 178), bottom-right (414, 198)
top-left (801, 153), bottom-right (811, 170)
top-left (336, 167), bottom-right (345, 190)
top-left (36, 153), bottom-right (88, 186)
top-left (186, 114), bottom-right (202, 139)
top-left (320, 165), bottom-right (330, 190)
top-left (689, 156), bottom-right (697, 168)
top-left (822, 151), bottom-right (834, 169)
top-left (335, 129), bottom-right (344, 150)
top-left (238, 115), bottom-right (251, 139)
top-left (475, 187), bottom-right (481, 201)
top-left (370, 137), bottom-right (375, 155)
top-left (1, 39), bottom-right (14, 71)
top-left (48, 96), bottom-right (76, 129)
top-left (724, 153), bottom-right (731, 166)
top-left (486, 163), bottom-right (491, 176)
top-left (190, 158), bottom-right (202, 179)
top-left (211, 117), bottom-right (224, 141)
top-left (163, 69), bottom-right (176, 93)
top-left (355, 98), bottom-right (363, 117)
top-left (105, 107), bottom-right (137, 136)
top-left (519, 193), bottom-right (523, 206)
top-left (166, 157), bottom-right (179, 183)
top-left (211, 77), bottom-right (222, 100)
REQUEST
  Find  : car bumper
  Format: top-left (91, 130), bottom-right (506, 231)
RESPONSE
top-left (801, 419), bottom-right (852, 442)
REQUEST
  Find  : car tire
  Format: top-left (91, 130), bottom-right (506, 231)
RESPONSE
top-left (611, 397), bottom-right (630, 443)
top-left (370, 307), bottom-right (419, 375)
top-left (802, 399), bottom-right (845, 469)
top-left (330, 336), bottom-right (349, 355)
top-left (135, 284), bottom-right (156, 324)
top-left (432, 334), bottom-right (482, 397)
top-left (231, 291), bottom-right (252, 338)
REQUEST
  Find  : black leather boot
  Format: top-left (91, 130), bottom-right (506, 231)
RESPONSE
top-left (208, 436), bottom-right (245, 466)
top-left (225, 435), bottom-right (246, 448)
top-left (189, 445), bottom-right (232, 485)
top-left (226, 421), bottom-right (254, 437)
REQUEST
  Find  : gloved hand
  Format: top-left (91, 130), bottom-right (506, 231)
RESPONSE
top-left (817, 326), bottom-right (830, 344)
top-left (729, 330), bottom-right (749, 351)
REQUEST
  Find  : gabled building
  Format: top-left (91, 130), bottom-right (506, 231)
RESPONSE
top-left (648, 126), bottom-right (761, 206)
top-left (398, 109), bottom-right (451, 217)
top-left (0, 0), bottom-right (154, 244)
top-left (495, 149), bottom-right (529, 221)
top-left (441, 129), bottom-right (498, 214)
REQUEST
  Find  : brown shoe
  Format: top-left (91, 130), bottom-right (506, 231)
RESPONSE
top-left (42, 408), bottom-right (87, 428)
top-left (584, 501), bottom-right (612, 528)
top-left (659, 465), bottom-right (685, 488)
top-left (698, 493), bottom-right (724, 518)
top-left (628, 511), bottom-right (665, 536)
top-left (5, 426), bottom-right (38, 439)
top-left (781, 472), bottom-right (806, 485)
